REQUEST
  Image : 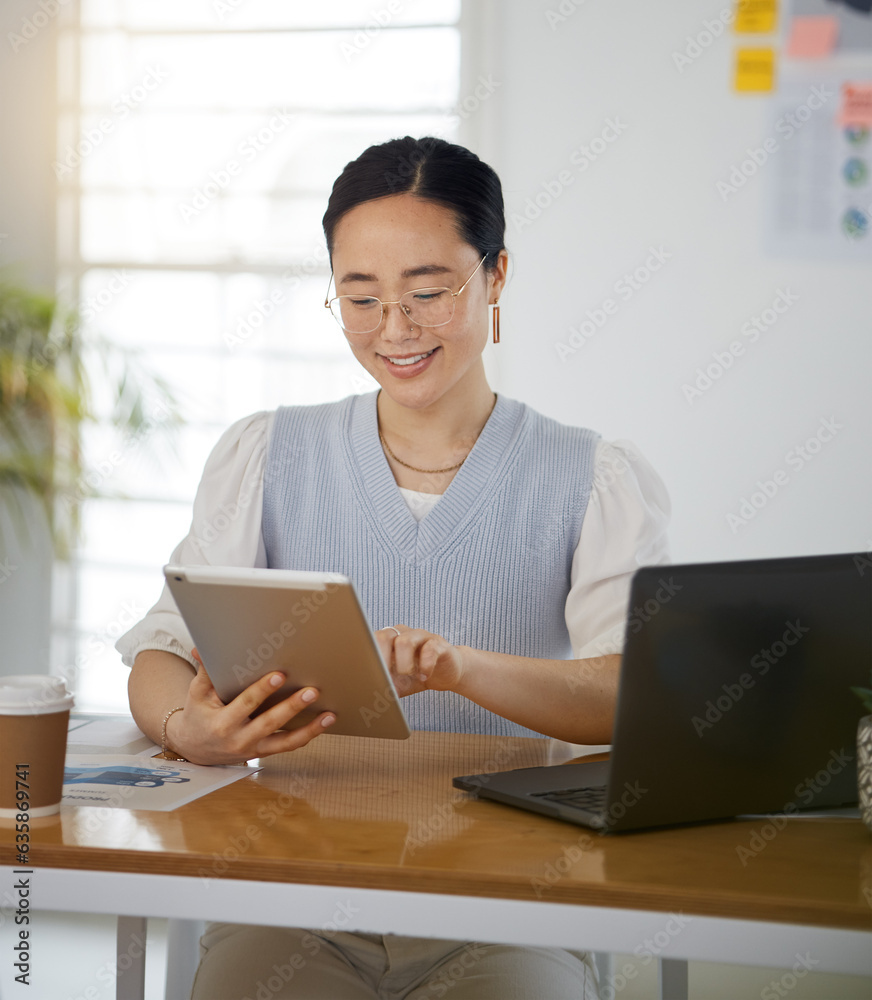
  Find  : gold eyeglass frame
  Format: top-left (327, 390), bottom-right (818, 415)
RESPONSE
top-left (324, 255), bottom-right (487, 334)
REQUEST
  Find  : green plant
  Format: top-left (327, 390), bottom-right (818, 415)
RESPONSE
top-left (853, 673), bottom-right (872, 715)
top-left (0, 279), bottom-right (179, 554)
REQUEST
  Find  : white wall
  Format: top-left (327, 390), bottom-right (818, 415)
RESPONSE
top-left (478, 0), bottom-right (870, 564)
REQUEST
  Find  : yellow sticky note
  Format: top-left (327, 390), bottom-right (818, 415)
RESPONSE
top-left (734, 48), bottom-right (776, 92)
top-left (734, 0), bottom-right (778, 34)
top-left (786, 16), bottom-right (838, 58)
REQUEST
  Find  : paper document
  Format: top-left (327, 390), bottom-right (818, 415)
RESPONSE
top-left (62, 754), bottom-right (261, 811)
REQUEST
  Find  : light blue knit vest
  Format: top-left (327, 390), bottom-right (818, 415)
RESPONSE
top-left (262, 391), bottom-right (598, 737)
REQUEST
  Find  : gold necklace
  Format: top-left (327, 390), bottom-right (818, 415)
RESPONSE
top-left (378, 430), bottom-right (467, 475)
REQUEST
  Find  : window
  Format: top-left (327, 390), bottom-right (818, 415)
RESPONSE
top-left (55, 0), bottom-right (462, 711)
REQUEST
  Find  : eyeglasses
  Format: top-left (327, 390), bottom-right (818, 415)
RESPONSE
top-left (324, 255), bottom-right (487, 335)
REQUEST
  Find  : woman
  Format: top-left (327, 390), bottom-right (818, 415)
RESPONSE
top-left (118, 136), bottom-right (669, 998)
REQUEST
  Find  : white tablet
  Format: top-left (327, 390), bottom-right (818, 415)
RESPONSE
top-left (164, 565), bottom-right (410, 740)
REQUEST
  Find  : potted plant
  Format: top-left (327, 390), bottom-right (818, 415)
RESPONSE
top-left (0, 278), bottom-right (178, 553)
top-left (853, 673), bottom-right (872, 833)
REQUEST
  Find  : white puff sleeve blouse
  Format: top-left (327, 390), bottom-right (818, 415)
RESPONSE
top-left (116, 411), bottom-right (670, 668)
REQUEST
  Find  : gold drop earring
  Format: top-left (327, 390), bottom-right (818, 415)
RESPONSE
top-left (491, 302), bottom-right (501, 344)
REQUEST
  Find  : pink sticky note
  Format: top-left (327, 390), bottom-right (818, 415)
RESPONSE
top-left (839, 83), bottom-right (872, 127)
top-left (786, 15), bottom-right (839, 58)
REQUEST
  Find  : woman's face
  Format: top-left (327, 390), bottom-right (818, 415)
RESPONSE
top-left (329, 193), bottom-right (506, 413)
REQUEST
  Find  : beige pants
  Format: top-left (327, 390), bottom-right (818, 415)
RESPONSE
top-left (191, 923), bottom-right (600, 1000)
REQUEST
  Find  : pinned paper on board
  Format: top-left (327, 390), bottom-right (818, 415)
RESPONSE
top-left (734, 48), bottom-right (777, 91)
top-left (763, 80), bottom-right (872, 258)
top-left (786, 15), bottom-right (840, 57)
top-left (790, 0), bottom-right (872, 52)
top-left (734, 0), bottom-right (779, 33)
top-left (839, 82), bottom-right (872, 125)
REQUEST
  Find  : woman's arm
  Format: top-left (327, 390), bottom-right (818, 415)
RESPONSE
top-left (122, 413), bottom-right (340, 765)
top-left (128, 648), bottom-right (335, 765)
top-left (377, 629), bottom-right (618, 744)
top-left (455, 648), bottom-right (619, 744)
top-left (128, 649), bottom-right (198, 746)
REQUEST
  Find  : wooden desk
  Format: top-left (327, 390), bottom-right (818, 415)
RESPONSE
top-left (2, 732), bottom-right (870, 999)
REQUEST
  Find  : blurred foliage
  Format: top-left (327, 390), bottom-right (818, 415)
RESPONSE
top-left (854, 673), bottom-right (872, 716)
top-left (0, 279), bottom-right (181, 555)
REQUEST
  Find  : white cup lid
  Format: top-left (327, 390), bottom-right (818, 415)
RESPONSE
top-left (0, 675), bottom-right (75, 715)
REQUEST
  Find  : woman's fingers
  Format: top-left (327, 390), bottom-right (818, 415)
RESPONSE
top-left (215, 669), bottom-right (293, 727)
top-left (248, 683), bottom-right (333, 735)
top-left (375, 626), bottom-right (403, 667)
top-left (180, 660), bottom-right (335, 762)
top-left (254, 710), bottom-right (336, 757)
top-left (389, 628), bottom-right (431, 683)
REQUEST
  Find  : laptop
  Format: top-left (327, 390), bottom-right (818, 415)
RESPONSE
top-left (453, 552), bottom-right (872, 833)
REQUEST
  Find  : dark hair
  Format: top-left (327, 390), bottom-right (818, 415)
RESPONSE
top-left (322, 136), bottom-right (506, 272)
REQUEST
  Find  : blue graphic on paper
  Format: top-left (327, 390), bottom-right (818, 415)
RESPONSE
top-left (843, 158), bottom-right (869, 186)
top-left (64, 765), bottom-right (191, 788)
top-left (842, 207), bottom-right (869, 239)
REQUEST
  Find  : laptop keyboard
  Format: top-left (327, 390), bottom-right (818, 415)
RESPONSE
top-left (531, 784), bottom-right (607, 812)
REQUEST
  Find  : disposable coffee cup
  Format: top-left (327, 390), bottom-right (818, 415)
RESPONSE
top-left (0, 675), bottom-right (74, 818)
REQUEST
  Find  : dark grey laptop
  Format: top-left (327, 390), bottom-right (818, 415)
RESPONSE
top-left (453, 552), bottom-right (871, 833)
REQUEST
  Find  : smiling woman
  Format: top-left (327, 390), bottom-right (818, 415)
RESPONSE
top-left (117, 135), bottom-right (670, 999)
top-left (59, 1), bottom-right (463, 715)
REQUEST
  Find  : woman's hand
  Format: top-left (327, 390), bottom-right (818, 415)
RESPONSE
top-left (165, 649), bottom-right (336, 765)
top-left (376, 626), bottom-right (466, 697)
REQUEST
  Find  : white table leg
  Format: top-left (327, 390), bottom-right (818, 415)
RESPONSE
top-left (165, 918), bottom-right (205, 999)
top-left (116, 915), bottom-right (147, 1000)
top-left (658, 957), bottom-right (688, 1000)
